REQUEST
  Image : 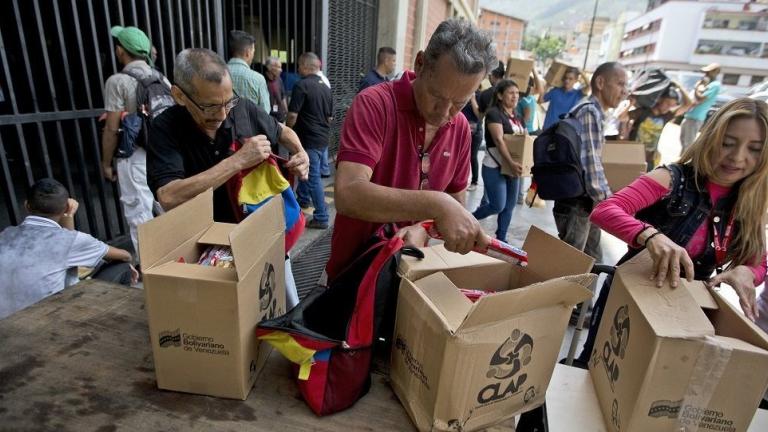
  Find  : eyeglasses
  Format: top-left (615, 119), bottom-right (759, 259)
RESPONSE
top-left (177, 85), bottom-right (240, 116)
top-left (419, 151), bottom-right (431, 190)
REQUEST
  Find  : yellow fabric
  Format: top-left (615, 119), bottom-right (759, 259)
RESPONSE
top-left (238, 162), bottom-right (290, 205)
top-left (258, 331), bottom-right (315, 380)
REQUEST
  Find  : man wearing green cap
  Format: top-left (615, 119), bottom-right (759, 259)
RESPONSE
top-left (102, 25), bottom-right (173, 261)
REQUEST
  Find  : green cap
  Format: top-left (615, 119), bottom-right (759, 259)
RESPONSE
top-left (110, 26), bottom-right (152, 64)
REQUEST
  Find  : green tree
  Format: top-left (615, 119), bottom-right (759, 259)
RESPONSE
top-left (532, 35), bottom-right (565, 64)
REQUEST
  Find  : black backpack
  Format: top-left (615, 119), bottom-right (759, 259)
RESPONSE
top-left (531, 102), bottom-right (594, 201)
top-left (116, 68), bottom-right (174, 157)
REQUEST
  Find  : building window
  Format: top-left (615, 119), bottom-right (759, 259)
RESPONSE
top-left (703, 11), bottom-right (768, 31)
top-left (751, 75), bottom-right (765, 86)
top-left (722, 74), bottom-right (740, 86)
top-left (695, 39), bottom-right (761, 57)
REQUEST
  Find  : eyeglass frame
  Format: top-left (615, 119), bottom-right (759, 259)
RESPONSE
top-left (176, 85), bottom-right (240, 116)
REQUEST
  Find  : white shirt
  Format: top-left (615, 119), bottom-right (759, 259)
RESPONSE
top-left (0, 216), bottom-right (108, 319)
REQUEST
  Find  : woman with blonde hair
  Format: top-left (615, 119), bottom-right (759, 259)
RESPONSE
top-left (577, 97), bottom-right (768, 365)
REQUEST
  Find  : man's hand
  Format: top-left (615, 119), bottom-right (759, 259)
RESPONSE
top-left (396, 223), bottom-right (430, 248)
top-left (64, 199), bottom-right (80, 217)
top-left (285, 150), bottom-right (310, 181)
top-left (432, 196), bottom-right (488, 255)
top-left (706, 266), bottom-right (759, 322)
top-left (233, 135), bottom-right (272, 170)
top-left (129, 264), bottom-right (140, 285)
top-left (645, 232), bottom-right (695, 288)
top-left (102, 164), bottom-right (116, 182)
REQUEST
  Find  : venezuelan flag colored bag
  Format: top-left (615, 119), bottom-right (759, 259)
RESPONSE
top-left (226, 151), bottom-right (305, 252)
top-left (255, 225), bottom-right (423, 416)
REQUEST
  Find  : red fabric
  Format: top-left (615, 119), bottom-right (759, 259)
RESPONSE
top-left (323, 348), bottom-right (372, 414)
top-left (296, 358), bottom-right (329, 414)
top-left (591, 174), bottom-right (766, 284)
top-left (347, 237), bottom-right (403, 347)
top-left (326, 71), bottom-right (471, 280)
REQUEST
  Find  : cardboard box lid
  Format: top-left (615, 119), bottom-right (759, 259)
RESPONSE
top-left (413, 271), bottom-right (593, 332)
top-left (458, 274), bottom-right (594, 331)
top-left (229, 194), bottom-right (285, 280)
top-left (603, 141), bottom-right (645, 165)
top-left (139, 189), bottom-right (214, 270)
top-left (616, 251), bottom-right (716, 338)
top-left (398, 244), bottom-right (506, 281)
top-left (709, 287), bottom-right (768, 351)
top-left (520, 226), bottom-right (595, 287)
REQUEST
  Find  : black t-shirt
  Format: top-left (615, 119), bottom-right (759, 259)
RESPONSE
top-left (483, 106), bottom-right (523, 148)
top-left (478, 86), bottom-right (495, 114)
top-left (147, 99), bottom-right (282, 223)
top-left (288, 75), bottom-right (333, 149)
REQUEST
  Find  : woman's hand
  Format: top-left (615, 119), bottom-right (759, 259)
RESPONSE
top-left (706, 266), bottom-right (758, 322)
top-left (645, 232), bottom-right (695, 288)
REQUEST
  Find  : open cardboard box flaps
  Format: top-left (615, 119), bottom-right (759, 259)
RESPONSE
top-left (391, 226), bottom-right (596, 432)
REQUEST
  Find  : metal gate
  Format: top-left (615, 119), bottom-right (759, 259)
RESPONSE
top-left (0, 0), bottom-right (376, 242)
top-left (0, 0), bottom-right (220, 245)
top-left (326, 0), bottom-right (379, 154)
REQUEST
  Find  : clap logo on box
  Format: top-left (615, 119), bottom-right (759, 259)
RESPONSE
top-left (477, 329), bottom-right (534, 405)
top-left (648, 399), bottom-right (683, 419)
top-left (601, 305), bottom-right (631, 391)
top-left (259, 262), bottom-right (278, 319)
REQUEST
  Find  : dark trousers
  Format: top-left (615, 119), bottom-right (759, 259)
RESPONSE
top-left (552, 197), bottom-right (602, 261)
top-left (578, 273), bottom-right (614, 363)
top-left (92, 261), bottom-right (133, 286)
top-left (469, 123), bottom-right (482, 184)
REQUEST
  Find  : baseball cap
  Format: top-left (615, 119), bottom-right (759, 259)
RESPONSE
top-left (110, 26), bottom-right (152, 64)
top-left (700, 62), bottom-right (721, 72)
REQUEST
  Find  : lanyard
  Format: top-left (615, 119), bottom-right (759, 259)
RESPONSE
top-left (712, 213), bottom-right (736, 266)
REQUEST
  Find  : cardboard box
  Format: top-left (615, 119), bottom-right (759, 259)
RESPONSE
top-left (506, 58), bottom-right (534, 89)
top-left (499, 134), bottom-right (535, 177)
top-left (391, 226), bottom-right (595, 432)
top-left (138, 189), bottom-right (286, 400)
top-left (588, 251), bottom-right (768, 432)
top-left (602, 141), bottom-right (646, 192)
top-left (544, 61), bottom-right (575, 87)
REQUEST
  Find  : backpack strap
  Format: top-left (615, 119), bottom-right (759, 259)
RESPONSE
top-left (567, 100), bottom-right (596, 119)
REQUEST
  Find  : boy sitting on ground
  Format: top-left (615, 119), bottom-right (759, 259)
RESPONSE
top-left (0, 178), bottom-right (138, 319)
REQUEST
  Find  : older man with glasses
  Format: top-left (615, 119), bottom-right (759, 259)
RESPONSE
top-left (147, 48), bottom-right (309, 306)
top-left (325, 18), bottom-right (497, 281)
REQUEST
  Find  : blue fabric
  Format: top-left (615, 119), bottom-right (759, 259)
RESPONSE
top-left (685, 80), bottom-right (721, 121)
top-left (358, 69), bottom-right (387, 92)
top-left (297, 148), bottom-right (329, 223)
top-left (472, 166), bottom-right (520, 241)
top-left (542, 87), bottom-right (584, 130)
top-left (516, 95), bottom-right (537, 133)
top-left (320, 147), bottom-right (331, 176)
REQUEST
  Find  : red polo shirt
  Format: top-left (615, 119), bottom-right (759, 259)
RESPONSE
top-left (325, 71), bottom-right (471, 280)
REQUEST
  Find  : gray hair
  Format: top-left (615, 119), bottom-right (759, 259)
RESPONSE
top-left (174, 48), bottom-right (229, 94)
top-left (265, 56), bottom-right (281, 67)
top-left (423, 18), bottom-right (496, 75)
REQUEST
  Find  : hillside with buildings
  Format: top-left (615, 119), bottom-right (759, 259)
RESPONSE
top-left (480, 0), bottom-right (647, 36)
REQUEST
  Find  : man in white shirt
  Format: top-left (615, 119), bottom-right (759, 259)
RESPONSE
top-left (0, 179), bottom-right (137, 319)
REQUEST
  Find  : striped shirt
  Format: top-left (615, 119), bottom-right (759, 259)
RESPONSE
top-left (227, 58), bottom-right (271, 114)
top-left (571, 96), bottom-right (612, 202)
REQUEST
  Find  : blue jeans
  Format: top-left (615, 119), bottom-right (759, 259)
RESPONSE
top-left (297, 148), bottom-right (329, 223)
top-left (472, 165), bottom-right (520, 241)
top-left (320, 148), bottom-right (331, 176)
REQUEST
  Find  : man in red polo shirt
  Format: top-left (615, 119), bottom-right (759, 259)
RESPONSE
top-left (327, 18), bottom-right (497, 279)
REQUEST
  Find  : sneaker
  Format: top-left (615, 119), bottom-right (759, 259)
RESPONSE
top-left (306, 219), bottom-right (329, 229)
top-left (467, 183), bottom-right (478, 191)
